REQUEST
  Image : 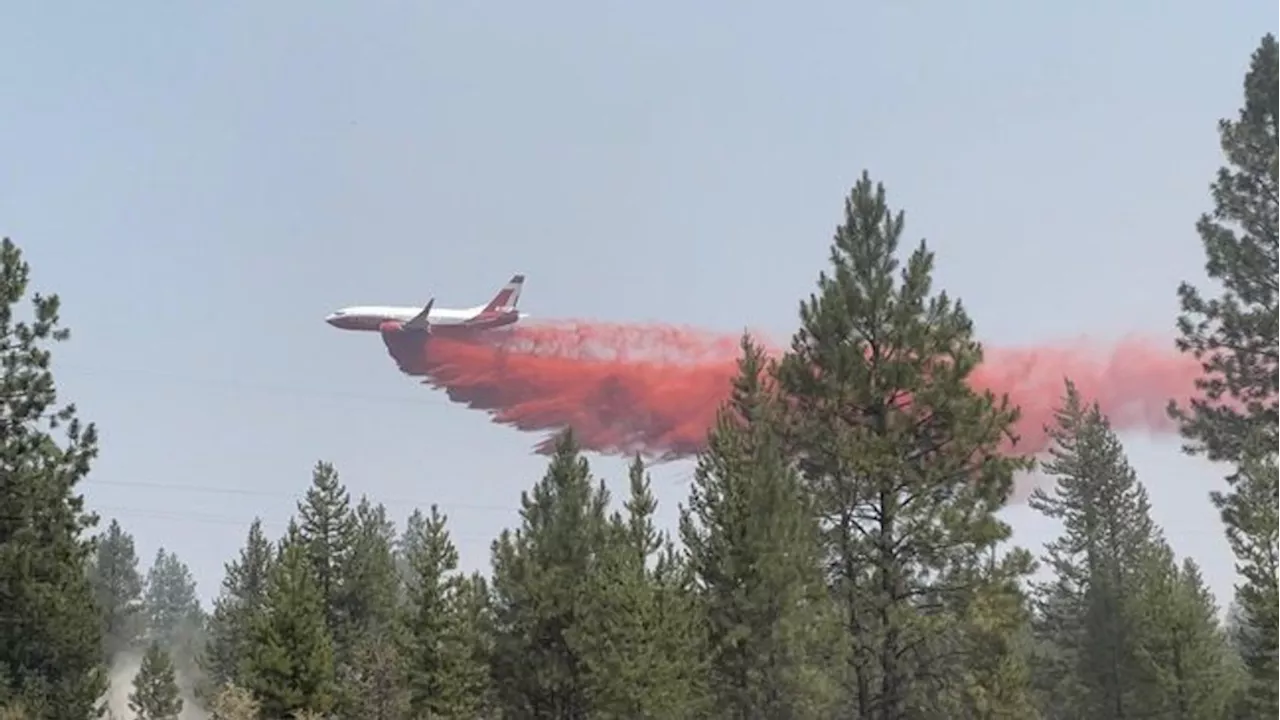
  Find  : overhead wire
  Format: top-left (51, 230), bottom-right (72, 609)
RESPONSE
top-left (54, 360), bottom-right (452, 409)
top-left (34, 360), bottom-right (700, 533)
top-left (82, 505), bottom-right (500, 543)
top-left (85, 477), bottom-right (516, 512)
top-left (15, 330), bottom-right (713, 606)
top-left (82, 469), bottom-right (698, 524)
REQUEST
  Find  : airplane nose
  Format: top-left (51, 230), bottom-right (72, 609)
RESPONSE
top-left (325, 314), bottom-right (340, 327)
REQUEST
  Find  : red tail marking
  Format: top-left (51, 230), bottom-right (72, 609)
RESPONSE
top-left (484, 289), bottom-right (515, 313)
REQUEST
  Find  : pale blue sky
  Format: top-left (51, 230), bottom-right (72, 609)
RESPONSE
top-left (2, 2), bottom-right (1270, 607)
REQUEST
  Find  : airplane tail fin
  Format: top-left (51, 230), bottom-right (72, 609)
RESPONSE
top-left (483, 274), bottom-right (525, 313)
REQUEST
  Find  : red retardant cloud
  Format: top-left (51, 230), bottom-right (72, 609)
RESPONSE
top-left (382, 321), bottom-right (1203, 465)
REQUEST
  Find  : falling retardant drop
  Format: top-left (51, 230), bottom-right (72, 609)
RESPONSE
top-left (381, 321), bottom-right (1203, 461)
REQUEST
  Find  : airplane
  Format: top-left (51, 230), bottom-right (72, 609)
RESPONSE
top-left (325, 274), bottom-right (527, 335)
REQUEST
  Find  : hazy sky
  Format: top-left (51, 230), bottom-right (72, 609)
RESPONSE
top-left (2, 2), bottom-right (1271, 607)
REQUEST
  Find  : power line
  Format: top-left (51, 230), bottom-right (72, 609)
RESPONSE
top-left (81, 504), bottom-right (498, 543)
top-left (53, 361), bottom-right (705, 480)
top-left (0, 504), bottom-right (504, 543)
top-left (50, 361), bottom-right (699, 523)
top-left (85, 471), bottom-right (697, 507)
top-left (55, 360), bottom-right (451, 408)
top-left (81, 470), bottom-right (697, 519)
top-left (85, 477), bottom-right (516, 512)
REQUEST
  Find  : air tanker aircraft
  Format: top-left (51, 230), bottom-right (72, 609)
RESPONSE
top-left (325, 274), bottom-right (526, 335)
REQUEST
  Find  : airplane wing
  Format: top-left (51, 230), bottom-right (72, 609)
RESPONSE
top-left (402, 298), bottom-right (435, 331)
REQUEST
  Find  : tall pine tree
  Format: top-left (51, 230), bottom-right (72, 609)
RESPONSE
top-left (679, 335), bottom-right (840, 718)
top-left (142, 547), bottom-right (205, 682)
top-left (297, 461), bottom-right (357, 652)
top-left (333, 497), bottom-right (403, 717)
top-left (396, 506), bottom-right (429, 600)
top-left (571, 456), bottom-right (707, 718)
top-left (340, 497), bottom-right (400, 641)
top-left (0, 237), bottom-right (107, 717)
top-left (143, 549), bottom-right (202, 647)
top-left (1219, 445), bottom-right (1279, 714)
top-left (399, 504), bottom-right (488, 719)
top-left (489, 430), bottom-right (612, 719)
top-left (1169, 33), bottom-right (1279, 716)
top-left (1140, 552), bottom-right (1237, 719)
top-left (1031, 381), bottom-right (1161, 717)
top-left (240, 521), bottom-right (336, 718)
top-left (1032, 381), bottom-right (1233, 718)
top-left (452, 571), bottom-right (497, 717)
top-left (774, 174), bottom-right (1034, 718)
top-left (203, 518), bottom-right (274, 690)
top-left (90, 518), bottom-right (145, 660)
top-left (1171, 32), bottom-right (1278, 464)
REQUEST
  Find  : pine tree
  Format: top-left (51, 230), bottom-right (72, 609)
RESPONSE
top-left (571, 456), bottom-right (707, 718)
top-left (0, 237), bottom-right (108, 717)
top-left (1031, 381), bottom-right (1235, 718)
top-left (1215, 439), bottom-right (1278, 715)
top-left (91, 518), bottom-right (145, 660)
top-left (452, 571), bottom-right (497, 716)
top-left (396, 514), bottom-right (497, 716)
top-left (489, 430), bottom-right (612, 719)
top-left (773, 174), bottom-right (1034, 718)
top-left (142, 548), bottom-right (205, 677)
top-left (1030, 381), bottom-right (1159, 717)
top-left (621, 455), bottom-right (662, 564)
top-left (1169, 33), bottom-right (1279, 716)
top-left (679, 335), bottom-right (840, 718)
top-left (143, 548), bottom-right (202, 644)
top-left (128, 642), bottom-right (184, 720)
top-left (240, 521), bottom-right (336, 718)
top-left (339, 497), bottom-right (400, 640)
top-left (1171, 32), bottom-right (1278, 465)
top-left (296, 461), bottom-right (357, 647)
top-left (332, 497), bottom-right (403, 716)
top-left (1222, 600), bottom-right (1251, 662)
top-left (399, 504), bottom-right (455, 717)
top-left (1029, 573), bottom-right (1093, 720)
top-left (399, 504), bottom-right (487, 718)
top-left (1140, 553), bottom-right (1237, 719)
top-left (650, 538), bottom-right (710, 716)
top-left (396, 506), bottom-right (428, 600)
top-left (203, 518), bottom-right (274, 690)
top-left (1220, 600), bottom-right (1258, 718)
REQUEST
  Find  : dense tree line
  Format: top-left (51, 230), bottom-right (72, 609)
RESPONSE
top-left (0, 33), bottom-right (1274, 720)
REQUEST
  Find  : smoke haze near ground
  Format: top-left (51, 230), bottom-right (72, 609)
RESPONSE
top-left (383, 321), bottom-right (1201, 467)
top-left (103, 652), bottom-right (208, 720)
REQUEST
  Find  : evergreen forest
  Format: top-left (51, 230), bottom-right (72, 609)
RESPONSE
top-left (0, 33), bottom-right (1275, 720)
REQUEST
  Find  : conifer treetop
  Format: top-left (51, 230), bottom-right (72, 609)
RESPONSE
top-left (1171, 33), bottom-right (1279, 463)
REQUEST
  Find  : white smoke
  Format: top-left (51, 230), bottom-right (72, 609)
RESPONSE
top-left (101, 652), bottom-right (210, 720)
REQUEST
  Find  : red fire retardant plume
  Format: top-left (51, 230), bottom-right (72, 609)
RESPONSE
top-left (382, 321), bottom-right (1202, 461)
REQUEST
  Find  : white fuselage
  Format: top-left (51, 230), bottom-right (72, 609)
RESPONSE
top-left (325, 305), bottom-right (525, 333)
